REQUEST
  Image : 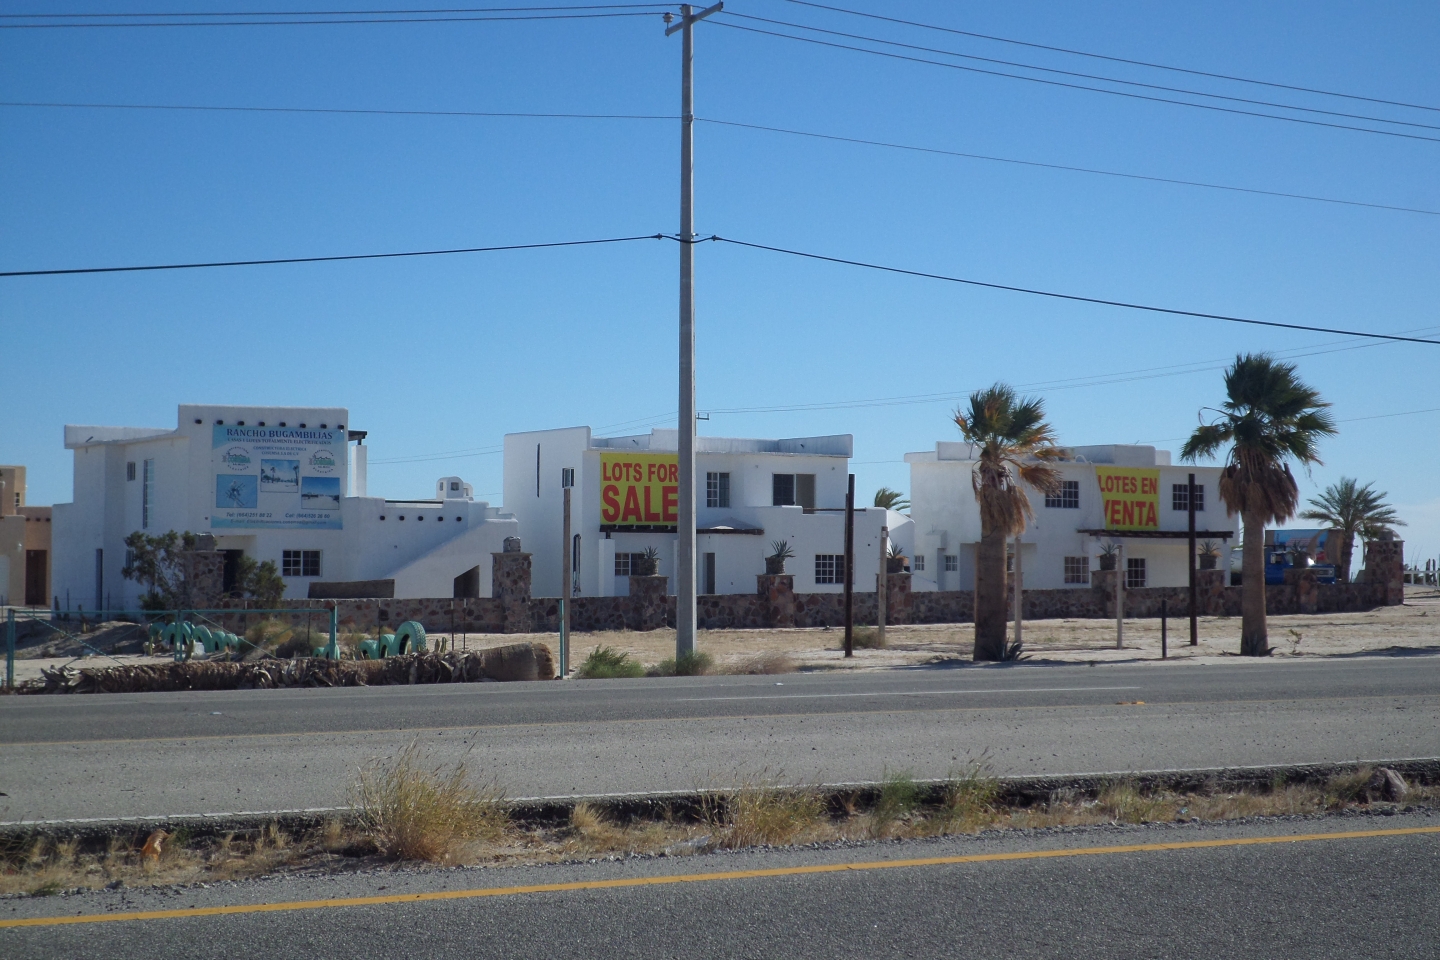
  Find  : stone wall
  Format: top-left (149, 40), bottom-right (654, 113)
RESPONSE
top-left (204, 540), bottom-right (1405, 636)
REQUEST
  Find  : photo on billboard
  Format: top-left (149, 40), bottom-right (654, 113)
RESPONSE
top-left (217, 474), bottom-right (258, 510)
top-left (260, 459), bottom-right (300, 492)
top-left (301, 476), bottom-right (341, 509)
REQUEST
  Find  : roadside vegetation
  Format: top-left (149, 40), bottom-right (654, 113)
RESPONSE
top-left (3, 755), bottom-right (1431, 897)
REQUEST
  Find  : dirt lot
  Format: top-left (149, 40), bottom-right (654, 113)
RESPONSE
top-left (7, 588), bottom-right (1437, 684)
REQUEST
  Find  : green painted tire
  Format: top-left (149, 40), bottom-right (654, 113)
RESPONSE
top-left (394, 621), bottom-right (427, 655)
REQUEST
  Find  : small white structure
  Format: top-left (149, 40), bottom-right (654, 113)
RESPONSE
top-left (51, 405), bottom-right (517, 608)
top-left (905, 443), bottom-right (1238, 591)
top-left (503, 427), bottom-right (912, 598)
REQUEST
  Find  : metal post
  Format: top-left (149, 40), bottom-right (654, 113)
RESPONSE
top-left (1013, 534), bottom-right (1023, 651)
top-left (328, 603), bottom-right (339, 660)
top-left (173, 609), bottom-right (186, 663)
top-left (843, 473), bottom-right (855, 658)
top-left (1188, 472), bottom-right (1198, 646)
top-left (667, 1), bottom-right (721, 660)
top-left (1115, 542), bottom-right (1125, 650)
top-left (876, 524), bottom-right (888, 648)
top-left (1161, 598), bottom-right (1168, 660)
top-left (6, 608), bottom-right (14, 690)
top-left (561, 485), bottom-right (572, 677)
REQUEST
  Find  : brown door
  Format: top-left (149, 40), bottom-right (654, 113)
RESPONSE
top-left (25, 549), bottom-right (47, 606)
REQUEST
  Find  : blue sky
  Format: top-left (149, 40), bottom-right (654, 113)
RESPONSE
top-left (3, 1), bottom-right (1437, 561)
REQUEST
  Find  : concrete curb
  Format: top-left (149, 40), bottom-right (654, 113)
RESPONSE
top-left (4, 757), bottom-right (1436, 846)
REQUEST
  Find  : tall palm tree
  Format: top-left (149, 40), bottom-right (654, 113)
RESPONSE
top-left (954, 383), bottom-right (1062, 661)
top-left (1181, 354), bottom-right (1336, 656)
top-left (873, 487), bottom-right (910, 512)
top-left (1299, 477), bottom-right (1403, 582)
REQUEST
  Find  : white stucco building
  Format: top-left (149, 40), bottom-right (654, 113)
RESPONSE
top-left (503, 426), bottom-right (912, 598)
top-left (51, 404), bottom-right (517, 609)
top-left (905, 443), bottom-right (1238, 591)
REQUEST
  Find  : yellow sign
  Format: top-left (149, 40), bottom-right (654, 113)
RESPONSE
top-left (1096, 467), bottom-right (1161, 531)
top-left (599, 453), bottom-right (679, 527)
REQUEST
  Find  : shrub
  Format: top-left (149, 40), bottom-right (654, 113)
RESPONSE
top-left (649, 650), bottom-right (714, 677)
top-left (851, 627), bottom-right (885, 650)
top-left (727, 652), bottom-right (796, 675)
top-left (576, 645), bottom-right (645, 679)
top-left (869, 770), bottom-right (921, 836)
top-left (351, 741), bottom-right (506, 862)
top-left (711, 784), bottom-right (826, 848)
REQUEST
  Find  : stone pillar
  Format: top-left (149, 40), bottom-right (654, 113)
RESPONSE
top-left (1196, 569), bottom-right (1227, 615)
top-left (1284, 566), bottom-right (1320, 614)
top-left (179, 549), bottom-right (226, 608)
top-left (756, 573), bottom-right (795, 628)
top-left (883, 572), bottom-right (911, 625)
top-left (492, 550), bottom-right (533, 634)
top-left (1364, 538), bottom-right (1405, 606)
top-left (628, 575), bottom-right (669, 631)
top-left (1091, 569), bottom-right (1117, 619)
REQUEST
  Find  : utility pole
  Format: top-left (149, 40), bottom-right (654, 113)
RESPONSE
top-left (876, 525), bottom-right (888, 649)
top-left (561, 484), bottom-right (572, 677)
top-left (666, 1), bottom-right (722, 659)
top-left (1188, 472), bottom-right (1198, 646)
top-left (843, 473), bottom-right (855, 658)
top-left (1012, 534), bottom-right (1023, 652)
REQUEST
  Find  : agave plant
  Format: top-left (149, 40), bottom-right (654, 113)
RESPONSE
top-left (765, 539), bottom-right (796, 575)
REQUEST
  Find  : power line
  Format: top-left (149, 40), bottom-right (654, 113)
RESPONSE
top-left (9, 100), bottom-right (1432, 217)
top-left (723, 12), bottom-right (1440, 133)
top-left (0, 5), bottom-right (674, 16)
top-left (708, 236), bottom-right (1440, 345)
top-left (0, 234), bottom-right (664, 278)
top-left (698, 118), bottom-right (1440, 217)
top-left (0, 10), bottom-right (666, 28)
top-left (707, 20), bottom-right (1440, 144)
top-left (0, 101), bottom-right (674, 121)
top-left (777, 0), bottom-right (1440, 115)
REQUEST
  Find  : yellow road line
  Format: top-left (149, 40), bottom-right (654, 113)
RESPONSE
top-left (4, 825), bottom-right (1437, 930)
top-left (7, 693), bottom-right (1434, 748)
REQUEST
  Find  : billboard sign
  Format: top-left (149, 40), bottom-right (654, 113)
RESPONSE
top-left (599, 452), bottom-right (679, 528)
top-left (1096, 467), bottom-right (1160, 531)
top-left (212, 425), bottom-right (345, 529)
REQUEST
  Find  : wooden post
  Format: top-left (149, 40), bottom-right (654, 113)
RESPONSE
top-left (1013, 534), bottom-right (1023, 652)
top-left (843, 473), bottom-right (855, 658)
top-left (1115, 541), bottom-right (1125, 650)
top-left (877, 525), bottom-right (888, 648)
top-left (561, 485), bottom-right (572, 678)
top-left (1161, 598), bottom-right (1168, 660)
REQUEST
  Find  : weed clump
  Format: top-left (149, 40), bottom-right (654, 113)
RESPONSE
top-left (850, 627), bottom-right (885, 650)
top-left (649, 651), bottom-right (714, 677)
top-left (727, 652), bottom-right (797, 675)
top-left (869, 770), bottom-right (922, 837)
top-left (351, 741), bottom-right (507, 862)
top-left (575, 646), bottom-right (646, 679)
top-left (708, 779), bottom-right (826, 848)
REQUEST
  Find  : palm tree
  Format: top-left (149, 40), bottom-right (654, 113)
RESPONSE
top-left (873, 487), bottom-right (910, 512)
top-left (953, 383), bottom-right (1062, 661)
top-left (1181, 354), bottom-right (1336, 656)
top-left (1299, 477), bottom-right (1403, 582)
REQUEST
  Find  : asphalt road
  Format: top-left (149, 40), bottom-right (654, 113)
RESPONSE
top-left (3, 814), bottom-right (1438, 958)
top-left (2, 656), bottom-right (1438, 822)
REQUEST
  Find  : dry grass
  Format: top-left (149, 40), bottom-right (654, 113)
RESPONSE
top-left (3, 764), bottom-right (1434, 896)
top-left (850, 627), bottom-right (886, 650)
top-left (351, 741), bottom-right (507, 862)
top-left (707, 779), bottom-right (829, 849)
top-left (727, 652), bottom-right (797, 675)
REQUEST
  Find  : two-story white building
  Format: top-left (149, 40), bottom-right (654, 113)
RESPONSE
top-left (51, 404), bottom-right (518, 609)
top-left (905, 442), bottom-right (1238, 591)
top-left (503, 426), bottom-right (912, 598)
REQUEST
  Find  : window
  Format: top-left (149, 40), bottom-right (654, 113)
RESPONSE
top-left (772, 473), bottom-right (795, 506)
top-left (703, 552), bottom-right (716, 594)
top-left (126, 461), bottom-right (136, 482)
top-left (141, 459), bottom-right (155, 529)
top-left (796, 474), bottom-right (816, 509)
top-left (815, 554), bottom-right (844, 584)
top-left (561, 468), bottom-right (575, 489)
top-left (450, 481), bottom-right (460, 492)
top-left (283, 550), bottom-right (322, 578)
top-left (1172, 483), bottom-right (1205, 512)
top-left (614, 553), bottom-right (632, 577)
top-left (1126, 557), bottom-right (1147, 588)
top-left (1045, 480), bottom-right (1080, 509)
top-left (912, 554), bottom-right (925, 572)
top-left (1006, 552), bottom-right (1013, 574)
top-left (943, 554), bottom-right (958, 572)
top-left (706, 472), bottom-right (730, 508)
top-left (1064, 556), bottom-right (1090, 584)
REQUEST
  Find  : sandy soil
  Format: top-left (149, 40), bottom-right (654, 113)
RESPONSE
top-left (8, 589), bottom-right (1437, 685)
